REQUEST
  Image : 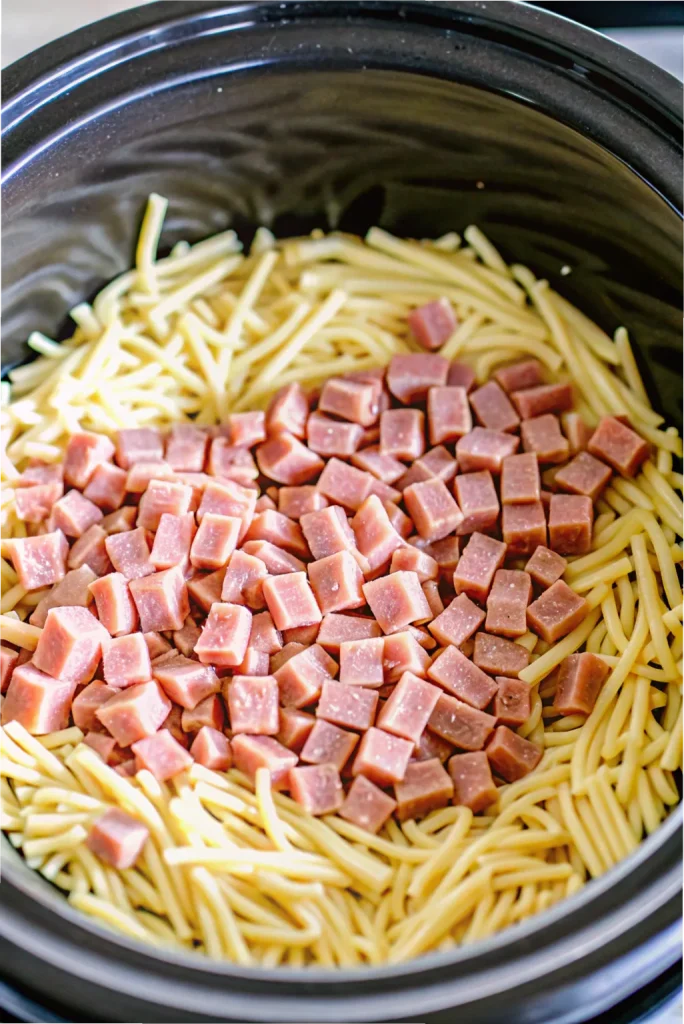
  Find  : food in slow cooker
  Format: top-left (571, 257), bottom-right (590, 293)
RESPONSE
top-left (1, 196), bottom-right (681, 965)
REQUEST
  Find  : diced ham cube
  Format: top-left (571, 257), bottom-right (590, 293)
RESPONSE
top-left (502, 502), bottom-right (547, 556)
top-left (470, 380), bottom-right (520, 433)
top-left (553, 652), bottom-right (610, 716)
top-left (266, 383), bottom-right (309, 438)
top-left (387, 353), bottom-right (449, 404)
top-left (240, 541), bottom-right (305, 576)
top-left (351, 495), bottom-right (404, 571)
top-left (448, 751), bottom-right (498, 812)
top-left (137, 480), bottom-right (192, 532)
top-left (17, 462), bottom-right (63, 488)
top-left (339, 775), bottom-right (396, 833)
top-left (512, 382), bottom-right (573, 419)
top-left (129, 567), bottom-right (189, 633)
top-left (207, 439), bottom-right (258, 484)
top-left (67, 524), bottom-right (112, 577)
top-left (453, 532), bottom-right (506, 603)
top-left (226, 674), bottom-right (279, 735)
top-left (64, 432), bottom-right (115, 489)
top-left (454, 471), bottom-right (500, 535)
top-left (197, 479), bottom-right (256, 537)
top-left (409, 298), bottom-right (456, 351)
top-left (165, 424), bottom-right (208, 472)
top-left (411, 535), bottom-right (461, 577)
top-left (427, 386), bottom-right (471, 446)
top-left (300, 719), bottom-right (359, 771)
top-left (232, 734), bottom-right (298, 786)
top-left (521, 414), bottom-right (569, 464)
top-left (428, 593), bottom-right (485, 648)
top-left (308, 551), bottom-right (365, 615)
top-left (96, 680), bottom-right (172, 747)
top-left (288, 764), bottom-right (344, 818)
top-left (456, 427), bottom-right (519, 474)
top-left (190, 727), bottom-right (232, 771)
top-left (101, 507), bottom-right (137, 534)
top-left (428, 646), bottom-right (498, 708)
top-left (263, 572), bottom-right (321, 631)
top-left (0, 645), bottom-right (19, 694)
top-left (485, 569), bottom-right (532, 638)
top-left (132, 730), bottom-right (193, 781)
top-left (105, 528), bottom-right (155, 580)
top-left (72, 680), bottom-right (118, 731)
top-left (380, 408), bottom-right (425, 461)
top-left (444, 361), bottom-right (475, 392)
top-left (248, 611), bottom-right (283, 655)
top-left (416, 445), bottom-right (458, 484)
top-left (245, 510), bottom-right (308, 558)
top-left (494, 359), bottom-right (544, 394)
top-left (428, 694), bottom-right (496, 750)
top-left (278, 485), bottom-right (329, 520)
top-left (218, 551), bottom-right (265, 605)
top-left (317, 613), bottom-right (382, 653)
top-left (154, 656), bottom-right (220, 709)
top-left (393, 757), bottom-right (453, 821)
top-left (317, 678), bottom-right (378, 732)
top-left (115, 428), bottom-right (163, 469)
top-left (306, 412), bottom-right (363, 457)
top-left (7, 531), bottom-right (68, 590)
top-left (1, 663), bottom-right (77, 734)
top-left (404, 478), bottom-right (463, 542)
top-left (486, 725), bottom-right (542, 782)
top-left (33, 606), bottom-right (108, 684)
top-left (339, 637), bottom-right (385, 688)
top-left (125, 461), bottom-right (175, 494)
top-left (301, 505), bottom-right (357, 561)
top-left (414, 728), bottom-right (454, 763)
top-left (390, 546), bottom-right (438, 582)
top-left (277, 707), bottom-right (315, 753)
top-left (527, 580), bottom-right (588, 642)
top-left (14, 481), bottom-right (64, 523)
top-left (319, 377), bottom-right (382, 427)
top-left (351, 446), bottom-right (405, 485)
top-left (384, 501), bottom-right (414, 540)
top-left (102, 633), bottom-right (151, 689)
top-left (189, 513), bottom-right (240, 570)
top-left (351, 727), bottom-right (413, 786)
top-left (181, 693), bottom-right (226, 733)
top-left (363, 571), bottom-right (431, 634)
top-left (87, 808), bottom-right (149, 869)
top-left (383, 630), bottom-right (430, 682)
top-left (194, 603), bottom-right (252, 667)
top-left (83, 731), bottom-right (119, 763)
top-left (377, 672), bottom-right (441, 743)
top-left (86, 573), bottom-right (137, 637)
top-left (83, 463), bottom-right (128, 512)
top-left (525, 545), bottom-right (567, 589)
top-left (30, 565), bottom-right (96, 628)
top-left (275, 643), bottom-right (336, 707)
top-left (548, 494), bottom-right (593, 556)
top-left (316, 458), bottom-right (373, 511)
top-left (501, 453), bottom-right (541, 505)
top-left (554, 451), bottom-right (612, 501)
top-left (148, 512), bottom-right (195, 571)
top-left (562, 411), bottom-right (593, 455)
top-left (228, 411), bottom-right (266, 448)
top-left (187, 567), bottom-right (226, 612)
top-left (473, 632), bottom-right (530, 678)
top-left (256, 432), bottom-right (324, 486)
top-left (494, 677), bottom-right (531, 727)
top-left (233, 646), bottom-right (270, 676)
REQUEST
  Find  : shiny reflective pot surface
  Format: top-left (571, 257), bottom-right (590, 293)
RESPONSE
top-left (1, 3), bottom-right (682, 1022)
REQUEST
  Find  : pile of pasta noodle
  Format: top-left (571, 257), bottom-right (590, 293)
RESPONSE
top-left (1, 195), bottom-right (681, 966)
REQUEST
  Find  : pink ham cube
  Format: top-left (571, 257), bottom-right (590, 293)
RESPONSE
top-left (427, 386), bottom-right (472, 445)
top-left (72, 680), bottom-right (118, 732)
top-left (548, 494), bottom-right (593, 556)
top-left (227, 675), bottom-right (279, 735)
top-left (0, 646), bottom-right (19, 694)
top-left (428, 593), bottom-right (485, 648)
top-left (300, 505), bottom-right (358, 561)
top-left (387, 353), bottom-right (449, 404)
top-left (102, 633), bottom-right (151, 689)
top-left (190, 727), bottom-right (233, 771)
top-left (137, 480), bottom-right (192, 531)
top-left (307, 412), bottom-right (364, 458)
top-left (82, 463), bottom-right (128, 512)
top-left (456, 427), bottom-right (519, 474)
top-left (377, 672), bottom-right (441, 743)
top-left (289, 764), bottom-right (344, 816)
top-left (231, 734), bottom-right (298, 786)
top-left (248, 611), bottom-right (283, 655)
top-left (63, 432), bottom-right (115, 489)
top-left (494, 359), bottom-right (544, 394)
top-left (96, 680), bottom-right (172, 747)
top-left (525, 545), bottom-right (567, 589)
top-left (278, 485), bottom-right (329, 520)
top-left (30, 564), bottom-right (97, 628)
top-left (453, 532), bottom-right (507, 604)
top-left (316, 458), bottom-right (374, 511)
top-left (129, 566), bottom-right (189, 632)
top-left (277, 707), bottom-right (315, 753)
top-left (115, 428), bottom-right (163, 469)
top-left (501, 453), bottom-right (541, 505)
top-left (521, 414), bottom-right (570, 464)
top-left (221, 550), bottom-right (268, 604)
top-left (150, 512), bottom-right (197, 572)
top-left (308, 551), bottom-right (365, 614)
top-left (454, 471), bottom-right (499, 536)
top-left (181, 693), bottom-right (226, 733)
top-left (363, 571), bottom-right (431, 634)
top-left (8, 531), bottom-right (68, 590)
top-left (527, 580), bottom-right (588, 643)
top-left (190, 513), bottom-right (240, 570)
top-left (240, 540), bottom-right (304, 575)
top-left (352, 727), bottom-right (413, 786)
top-left (256, 432), bottom-right (324, 486)
top-left (339, 775), bottom-right (397, 833)
top-left (502, 502), bottom-right (547, 556)
top-left (165, 423), bottom-right (208, 473)
top-left (194, 603), bottom-right (252, 667)
top-left (393, 758), bottom-right (454, 821)
top-left (339, 637), bottom-right (385, 688)
top-left (187, 567), bottom-right (226, 611)
top-left (197, 479), bottom-right (256, 537)
top-left (105, 527), bottom-right (155, 580)
top-left (470, 380), bottom-right (520, 433)
top-left (300, 719), bottom-right (359, 772)
top-left (448, 751), bottom-right (498, 812)
top-left (153, 656), bottom-right (220, 709)
top-left (409, 298), bottom-right (456, 351)
top-left (228, 410), bottom-right (266, 448)
top-left (14, 481), bottom-right (64, 523)
top-left (352, 446), bottom-right (405, 485)
top-left (50, 490), bottom-right (103, 538)
top-left (67, 525), bottom-right (112, 577)
top-left (427, 694), bottom-right (496, 750)
top-left (86, 808), bottom-right (149, 869)
top-left (316, 613), bottom-right (382, 654)
top-left (263, 572), bottom-right (322, 631)
top-left (587, 416), bottom-right (650, 477)
top-left (88, 573), bottom-right (139, 636)
top-left (351, 495), bottom-right (404, 572)
top-left (1, 663), bottom-right (77, 734)
top-left (275, 644), bottom-right (336, 707)
top-left (511, 382), bottom-right (573, 420)
top-left (428, 646), bottom-right (498, 709)
top-left (383, 630), bottom-right (430, 682)
top-left (404, 477), bottom-right (463, 541)
top-left (319, 376), bottom-right (382, 427)
top-left (244, 510), bottom-right (308, 558)
top-left (132, 730), bottom-right (193, 781)
top-left (390, 546), bottom-right (438, 582)
top-left (380, 409), bottom-right (425, 461)
top-left (266, 383), bottom-right (309, 437)
top-left (485, 569), bottom-right (533, 638)
top-left (125, 461), bottom-right (175, 494)
top-left (317, 678), bottom-right (378, 731)
top-left (33, 606), bottom-right (108, 684)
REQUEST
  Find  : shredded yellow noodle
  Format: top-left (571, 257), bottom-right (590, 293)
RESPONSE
top-left (1, 195), bottom-right (681, 965)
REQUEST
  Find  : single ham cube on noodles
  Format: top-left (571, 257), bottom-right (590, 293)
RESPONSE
top-left (86, 809), bottom-right (149, 870)
top-left (486, 725), bottom-right (542, 782)
top-left (71, 681), bottom-right (118, 732)
top-left (306, 412), bottom-right (364, 458)
top-left (485, 569), bottom-right (533, 638)
top-left (190, 513), bottom-right (241, 570)
top-left (548, 494), bottom-right (593, 555)
top-left (1, 664), bottom-right (77, 734)
top-left (137, 480), bottom-right (193, 531)
top-left (339, 775), bottom-right (397, 834)
top-left (511, 382), bottom-right (573, 419)
top-left (448, 751), bottom-right (498, 813)
top-left (553, 652), bottom-right (610, 716)
top-left (527, 580), bottom-right (588, 643)
top-left (351, 495), bottom-right (404, 571)
top-left (383, 630), bottom-right (431, 682)
top-left (501, 453), bottom-right (541, 505)
top-left (394, 758), bottom-right (454, 821)
top-left (553, 451), bottom-right (612, 501)
top-left (275, 644), bottom-right (337, 708)
top-left (64, 431), bottom-right (115, 489)
top-left (289, 764), bottom-right (344, 816)
top-left (232, 734), bottom-right (298, 787)
top-left (228, 410), bottom-right (266, 447)
top-left (277, 708), bottom-right (316, 753)
top-left (409, 298), bottom-right (456, 351)
top-left (67, 524), bottom-right (112, 577)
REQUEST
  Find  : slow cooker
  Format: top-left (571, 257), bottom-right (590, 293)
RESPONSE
top-left (1, 3), bottom-right (682, 1021)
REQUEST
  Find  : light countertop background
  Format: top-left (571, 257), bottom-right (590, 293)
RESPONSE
top-left (1, 0), bottom-right (684, 79)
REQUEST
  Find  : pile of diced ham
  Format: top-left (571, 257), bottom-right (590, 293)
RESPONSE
top-left (2, 319), bottom-right (651, 854)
